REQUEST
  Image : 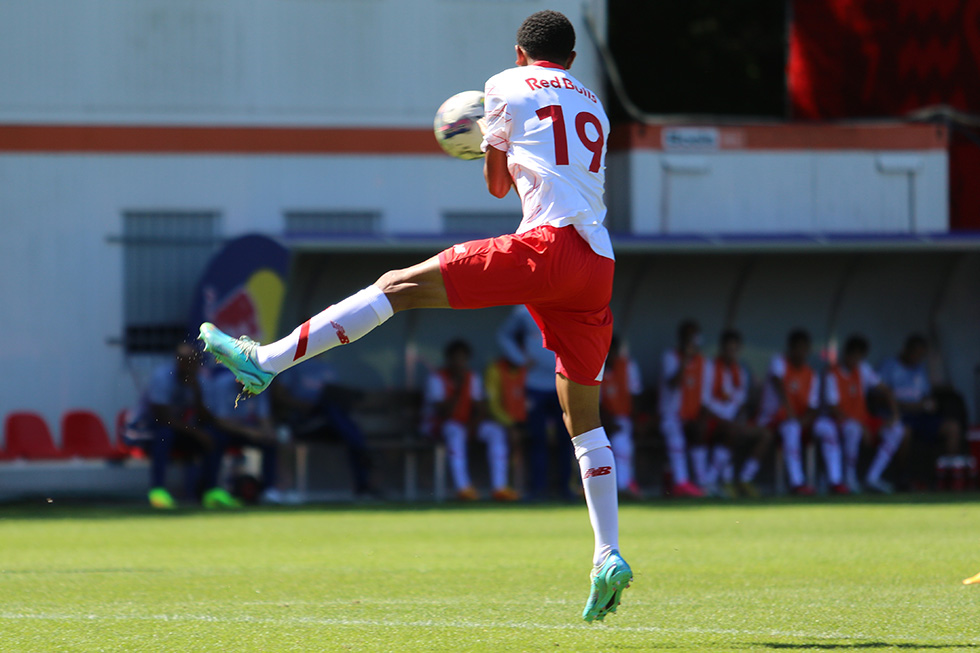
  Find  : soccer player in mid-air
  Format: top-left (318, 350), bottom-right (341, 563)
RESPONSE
top-left (199, 9), bottom-right (632, 622)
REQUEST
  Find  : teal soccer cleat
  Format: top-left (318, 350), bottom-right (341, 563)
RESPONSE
top-left (198, 322), bottom-right (275, 395)
top-left (582, 550), bottom-right (633, 623)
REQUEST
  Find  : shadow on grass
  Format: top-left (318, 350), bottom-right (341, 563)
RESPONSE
top-left (757, 643), bottom-right (980, 650)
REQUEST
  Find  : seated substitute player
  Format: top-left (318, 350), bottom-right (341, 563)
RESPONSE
top-left (425, 339), bottom-right (518, 501)
top-left (125, 343), bottom-right (240, 509)
top-left (658, 320), bottom-right (709, 497)
top-left (273, 359), bottom-right (376, 498)
top-left (600, 335), bottom-right (642, 498)
top-left (497, 305), bottom-right (573, 501)
top-left (702, 329), bottom-right (772, 498)
top-left (484, 351), bottom-right (528, 494)
top-left (199, 11), bottom-right (631, 621)
top-left (205, 367), bottom-right (283, 504)
top-left (879, 334), bottom-right (963, 486)
top-left (758, 329), bottom-right (821, 495)
top-left (814, 335), bottom-right (906, 494)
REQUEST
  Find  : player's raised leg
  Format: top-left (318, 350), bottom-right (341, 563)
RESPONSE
top-left (200, 257), bottom-right (448, 394)
top-left (557, 374), bottom-right (632, 622)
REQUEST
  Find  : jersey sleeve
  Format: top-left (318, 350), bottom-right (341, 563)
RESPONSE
top-left (769, 356), bottom-right (787, 380)
top-left (661, 350), bottom-right (680, 380)
top-left (627, 359), bottom-right (642, 395)
top-left (824, 372), bottom-right (840, 406)
top-left (701, 360), bottom-right (714, 406)
top-left (470, 374), bottom-right (485, 401)
top-left (425, 374), bottom-right (445, 404)
top-left (808, 371), bottom-right (822, 409)
top-left (860, 361), bottom-right (881, 388)
top-left (480, 78), bottom-right (512, 153)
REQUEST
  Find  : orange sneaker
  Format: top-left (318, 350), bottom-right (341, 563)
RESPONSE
top-left (456, 486), bottom-right (479, 501)
top-left (963, 571), bottom-right (980, 585)
top-left (491, 487), bottom-right (520, 502)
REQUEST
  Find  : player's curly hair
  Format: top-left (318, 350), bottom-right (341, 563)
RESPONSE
top-left (516, 10), bottom-right (576, 64)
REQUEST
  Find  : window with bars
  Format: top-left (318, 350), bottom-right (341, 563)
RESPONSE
top-left (122, 211), bottom-right (221, 353)
top-left (284, 210), bottom-right (381, 236)
top-left (442, 211), bottom-right (523, 236)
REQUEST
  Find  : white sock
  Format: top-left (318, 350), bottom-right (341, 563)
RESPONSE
top-left (661, 419), bottom-right (689, 485)
top-left (610, 421), bottom-right (635, 490)
top-left (690, 445), bottom-right (709, 487)
top-left (255, 285), bottom-right (393, 374)
top-left (841, 420), bottom-right (863, 485)
top-left (711, 446), bottom-right (731, 485)
top-left (478, 421), bottom-right (509, 490)
top-left (867, 421), bottom-right (904, 483)
top-left (780, 420), bottom-right (806, 487)
top-left (814, 418), bottom-right (842, 485)
top-left (572, 427), bottom-right (619, 567)
top-left (443, 421), bottom-right (471, 490)
top-left (739, 457), bottom-right (760, 483)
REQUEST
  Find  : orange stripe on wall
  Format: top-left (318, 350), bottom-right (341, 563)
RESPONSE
top-left (0, 124), bottom-right (444, 154)
top-left (609, 122), bottom-right (949, 151)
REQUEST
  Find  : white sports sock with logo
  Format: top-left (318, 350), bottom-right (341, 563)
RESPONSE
top-left (572, 427), bottom-right (619, 567)
top-left (255, 285), bottom-right (393, 374)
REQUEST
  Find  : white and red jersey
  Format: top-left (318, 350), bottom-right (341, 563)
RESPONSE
top-left (481, 62), bottom-right (613, 260)
top-left (704, 357), bottom-right (749, 421)
top-left (658, 350), bottom-right (710, 423)
top-left (824, 361), bottom-right (880, 424)
top-left (758, 355), bottom-right (820, 425)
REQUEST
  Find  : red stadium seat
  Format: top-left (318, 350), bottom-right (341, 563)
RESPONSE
top-left (3, 412), bottom-right (66, 460)
top-left (61, 410), bottom-right (120, 459)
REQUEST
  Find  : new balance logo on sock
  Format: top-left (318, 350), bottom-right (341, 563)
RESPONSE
top-left (583, 466), bottom-right (612, 479)
top-left (331, 321), bottom-right (350, 345)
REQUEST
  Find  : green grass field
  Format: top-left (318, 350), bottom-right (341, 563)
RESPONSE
top-left (1, 498), bottom-right (979, 652)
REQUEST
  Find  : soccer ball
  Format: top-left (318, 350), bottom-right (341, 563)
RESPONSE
top-left (433, 90), bottom-right (485, 160)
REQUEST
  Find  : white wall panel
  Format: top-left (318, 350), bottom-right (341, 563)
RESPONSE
top-left (0, 0), bottom-right (604, 126)
top-left (624, 150), bottom-right (948, 234)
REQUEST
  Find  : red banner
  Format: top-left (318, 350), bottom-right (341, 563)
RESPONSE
top-left (789, 0), bottom-right (980, 119)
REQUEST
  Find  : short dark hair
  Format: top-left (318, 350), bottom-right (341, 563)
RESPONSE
top-left (904, 333), bottom-right (928, 352)
top-left (843, 334), bottom-right (870, 357)
top-left (445, 339), bottom-right (472, 360)
top-left (720, 328), bottom-right (742, 347)
top-left (787, 328), bottom-right (811, 349)
top-left (678, 319), bottom-right (700, 344)
top-left (517, 10), bottom-right (576, 64)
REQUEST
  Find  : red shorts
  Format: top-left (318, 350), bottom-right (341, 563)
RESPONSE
top-left (438, 225), bottom-right (614, 386)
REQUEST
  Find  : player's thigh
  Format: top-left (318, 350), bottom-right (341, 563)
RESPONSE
top-left (375, 255), bottom-right (450, 312)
